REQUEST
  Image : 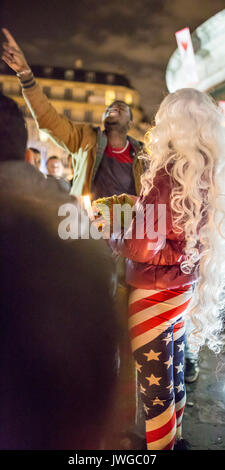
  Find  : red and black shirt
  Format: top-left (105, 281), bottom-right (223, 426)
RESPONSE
top-left (92, 141), bottom-right (136, 199)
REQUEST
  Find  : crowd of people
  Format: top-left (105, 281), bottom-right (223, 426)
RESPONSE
top-left (26, 146), bottom-right (72, 191)
top-left (1, 27), bottom-right (225, 451)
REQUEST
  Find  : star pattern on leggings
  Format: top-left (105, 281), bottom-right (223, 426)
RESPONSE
top-left (162, 332), bottom-right (173, 345)
top-left (176, 382), bottom-right (185, 393)
top-left (136, 361), bottom-right (142, 372)
top-left (152, 396), bottom-right (166, 407)
top-left (164, 355), bottom-right (173, 369)
top-left (175, 362), bottom-right (184, 373)
top-left (177, 341), bottom-right (185, 352)
top-left (166, 380), bottom-right (174, 394)
top-left (146, 373), bottom-right (162, 386)
top-left (144, 349), bottom-right (161, 361)
top-left (129, 282), bottom-right (192, 451)
top-left (143, 404), bottom-right (150, 414)
top-left (140, 384), bottom-right (147, 395)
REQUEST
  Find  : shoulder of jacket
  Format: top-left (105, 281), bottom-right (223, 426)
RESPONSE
top-left (77, 123), bottom-right (98, 142)
top-left (128, 135), bottom-right (143, 148)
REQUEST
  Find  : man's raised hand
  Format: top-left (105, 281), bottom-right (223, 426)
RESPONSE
top-left (1, 28), bottom-right (30, 74)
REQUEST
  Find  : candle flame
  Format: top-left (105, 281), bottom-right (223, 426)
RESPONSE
top-left (82, 195), bottom-right (94, 220)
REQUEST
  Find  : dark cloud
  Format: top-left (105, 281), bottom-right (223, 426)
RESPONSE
top-left (1, 0), bottom-right (225, 118)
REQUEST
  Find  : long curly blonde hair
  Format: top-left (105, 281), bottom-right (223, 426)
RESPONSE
top-left (141, 88), bottom-right (225, 353)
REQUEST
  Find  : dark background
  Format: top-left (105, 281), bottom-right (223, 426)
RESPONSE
top-left (1, 0), bottom-right (225, 118)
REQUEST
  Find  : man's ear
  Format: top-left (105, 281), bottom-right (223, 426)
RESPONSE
top-left (25, 148), bottom-right (34, 165)
top-left (127, 120), bottom-right (133, 131)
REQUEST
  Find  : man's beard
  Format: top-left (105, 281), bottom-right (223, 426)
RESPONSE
top-left (104, 121), bottom-right (129, 134)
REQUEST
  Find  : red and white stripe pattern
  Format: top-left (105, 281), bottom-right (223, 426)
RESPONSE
top-left (146, 400), bottom-right (176, 450)
top-left (128, 286), bottom-right (192, 353)
top-left (176, 394), bottom-right (186, 429)
top-left (128, 285), bottom-right (192, 450)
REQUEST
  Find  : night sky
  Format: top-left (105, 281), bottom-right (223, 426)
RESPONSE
top-left (1, 0), bottom-right (225, 119)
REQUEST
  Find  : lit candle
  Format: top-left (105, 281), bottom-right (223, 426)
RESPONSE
top-left (81, 195), bottom-right (94, 221)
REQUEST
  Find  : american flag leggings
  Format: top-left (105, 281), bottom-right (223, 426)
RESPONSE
top-left (128, 285), bottom-right (192, 450)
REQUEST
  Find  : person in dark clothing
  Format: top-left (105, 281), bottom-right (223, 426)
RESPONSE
top-left (0, 91), bottom-right (119, 449)
top-left (0, 91), bottom-right (31, 162)
top-left (0, 168), bottom-right (118, 449)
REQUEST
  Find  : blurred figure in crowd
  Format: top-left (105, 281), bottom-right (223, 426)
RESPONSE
top-left (0, 171), bottom-right (118, 449)
top-left (46, 155), bottom-right (64, 177)
top-left (0, 90), bottom-right (31, 163)
top-left (0, 89), bottom-right (118, 449)
top-left (28, 147), bottom-right (42, 170)
top-left (46, 155), bottom-right (70, 192)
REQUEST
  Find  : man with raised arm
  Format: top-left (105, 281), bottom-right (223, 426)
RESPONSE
top-left (1, 28), bottom-right (144, 200)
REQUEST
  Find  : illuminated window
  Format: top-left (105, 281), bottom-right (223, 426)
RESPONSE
top-left (71, 109), bottom-right (85, 121)
top-left (43, 66), bottom-right (53, 77)
top-left (51, 86), bottom-right (64, 99)
top-left (3, 81), bottom-right (20, 95)
top-left (64, 88), bottom-right (73, 100)
top-left (86, 90), bottom-right (94, 102)
top-left (85, 111), bottom-right (93, 122)
top-left (85, 71), bottom-right (96, 82)
top-left (93, 110), bottom-right (102, 123)
top-left (64, 109), bottom-right (72, 119)
top-left (64, 69), bottom-right (75, 80)
top-left (88, 94), bottom-right (105, 105)
top-left (106, 74), bottom-right (115, 84)
top-left (72, 87), bottom-right (86, 102)
top-left (105, 90), bottom-right (116, 106)
top-left (125, 93), bottom-right (133, 105)
top-left (74, 59), bottom-right (83, 69)
top-left (116, 92), bottom-right (125, 101)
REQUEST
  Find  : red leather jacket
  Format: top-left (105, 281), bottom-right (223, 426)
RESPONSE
top-left (110, 169), bottom-right (199, 290)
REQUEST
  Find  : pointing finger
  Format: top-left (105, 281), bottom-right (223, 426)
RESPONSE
top-left (2, 28), bottom-right (20, 48)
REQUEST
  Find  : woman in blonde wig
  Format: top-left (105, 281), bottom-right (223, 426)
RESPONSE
top-left (141, 88), bottom-right (225, 355)
top-left (97, 88), bottom-right (225, 450)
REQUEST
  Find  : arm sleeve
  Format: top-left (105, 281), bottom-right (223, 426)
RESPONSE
top-left (22, 81), bottom-right (95, 154)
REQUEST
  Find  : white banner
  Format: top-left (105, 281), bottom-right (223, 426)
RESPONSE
top-left (175, 27), bottom-right (198, 86)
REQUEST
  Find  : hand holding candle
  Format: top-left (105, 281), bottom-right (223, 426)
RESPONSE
top-left (93, 194), bottom-right (137, 231)
top-left (81, 195), bottom-right (95, 221)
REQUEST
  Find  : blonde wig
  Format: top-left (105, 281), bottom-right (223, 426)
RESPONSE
top-left (141, 88), bottom-right (225, 353)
